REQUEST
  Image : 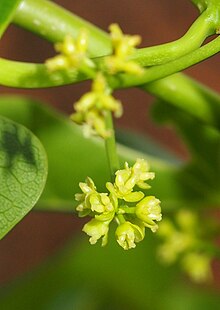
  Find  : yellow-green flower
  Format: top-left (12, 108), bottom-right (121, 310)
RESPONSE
top-left (176, 209), bottom-right (198, 232)
top-left (46, 30), bottom-right (93, 71)
top-left (157, 218), bottom-right (196, 264)
top-left (132, 158), bottom-right (155, 189)
top-left (136, 196), bottom-right (162, 232)
top-left (157, 209), bottom-right (209, 282)
top-left (75, 177), bottom-right (117, 222)
top-left (71, 73), bottom-right (122, 138)
top-left (106, 159), bottom-right (155, 201)
top-left (83, 218), bottom-right (110, 246)
top-left (74, 73), bottom-right (122, 116)
top-left (75, 177), bottom-right (97, 217)
top-left (105, 24), bottom-right (143, 75)
top-left (90, 192), bottom-right (116, 222)
top-left (158, 233), bottom-right (195, 264)
top-left (116, 220), bottom-right (145, 250)
top-left (75, 158), bottom-right (160, 250)
top-left (182, 252), bottom-right (212, 283)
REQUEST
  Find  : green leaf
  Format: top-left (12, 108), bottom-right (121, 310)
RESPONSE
top-left (0, 0), bottom-right (22, 38)
top-left (0, 115), bottom-right (47, 239)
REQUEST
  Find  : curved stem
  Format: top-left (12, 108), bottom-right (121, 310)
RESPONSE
top-left (108, 36), bottom-right (220, 90)
top-left (1, 33), bottom-right (220, 89)
top-left (1, 0), bottom-right (220, 130)
top-left (13, 0), bottom-right (111, 58)
top-left (190, 0), bottom-right (208, 12)
top-left (13, 0), bottom-right (218, 66)
top-left (132, 9), bottom-right (215, 66)
top-left (1, 0), bottom-right (219, 90)
top-left (143, 73), bottom-right (220, 129)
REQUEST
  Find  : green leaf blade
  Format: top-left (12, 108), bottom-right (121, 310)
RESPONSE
top-left (0, 116), bottom-right (47, 239)
top-left (0, 0), bottom-right (22, 38)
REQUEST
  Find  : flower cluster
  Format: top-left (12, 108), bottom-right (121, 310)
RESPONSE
top-left (105, 24), bottom-right (143, 75)
top-left (46, 24), bottom-right (144, 138)
top-left (75, 159), bottom-right (162, 250)
top-left (45, 30), bottom-right (93, 71)
top-left (157, 209), bottom-right (212, 283)
top-left (71, 73), bottom-right (122, 138)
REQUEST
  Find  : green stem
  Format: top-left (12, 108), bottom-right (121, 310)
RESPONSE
top-left (13, 0), bottom-right (111, 58)
top-left (143, 73), bottom-right (220, 129)
top-left (119, 206), bottom-right (136, 214)
top-left (1, 0), bottom-right (220, 130)
top-left (116, 214), bottom-right (126, 225)
top-left (109, 35), bottom-right (220, 89)
top-left (0, 0), bottom-right (218, 91)
top-left (1, 33), bottom-right (220, 90)
top-left (104, 111), bottom-right (120, 181)
top-left (13, 0), bottom-right (218, 67)
top-left (132, 9), bottom-right (215, 66)
top-left (190, 0), bottom-right (208, 12)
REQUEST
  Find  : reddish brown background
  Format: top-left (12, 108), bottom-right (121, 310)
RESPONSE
top-left (0, 0), bottom-right (220, 286)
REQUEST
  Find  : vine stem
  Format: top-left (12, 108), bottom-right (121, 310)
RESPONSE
top-left (104, 111), bottom-right (120, 181)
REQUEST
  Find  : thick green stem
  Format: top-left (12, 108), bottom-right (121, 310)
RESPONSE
top-left (0, 0), bottom-right (218, 92)
top-left (190, 0), bottom-right (208, 12)
top-left (143, 73), bottom-right (220, 128)
top-left (13, 0), bottom-right (111, 58)
top-left (104, 112), bottom-right (120, 181)
top-left (13, 0), bottom-right (218, 68)
top-left (1, 34), bottom-right (220, 90)
top-left (132, 9), bottom-right (215, 66)
top-left (108, 36), bottom-right (220, 89)
top-left (1, 0), bottom-right (220, 130)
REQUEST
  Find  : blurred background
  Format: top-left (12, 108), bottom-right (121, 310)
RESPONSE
top-left (0, 0), bottom-right (220, 303)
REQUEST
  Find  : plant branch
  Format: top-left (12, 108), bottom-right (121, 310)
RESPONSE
top-left (14, 0), bottom-right (217, 66)
top-left (132, 8), bottom-right (215, 66)
top-left (1, 0), bottom-right (220, 130)
top-left (108, 36), bottom-right (220, 89)
top-left (1, 35), bottom-right (220, 131)
top-left (13, 0), bottom-right (111, 57)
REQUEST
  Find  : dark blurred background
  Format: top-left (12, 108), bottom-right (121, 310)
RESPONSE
top-left (0, 0), bottom-right (220, 286)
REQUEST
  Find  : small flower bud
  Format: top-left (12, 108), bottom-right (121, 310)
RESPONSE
top-left (45, 55), bottom-right (69, 71)
top-left (46, 30), bottom-right (91, 72)
top-left (105, 23), bottom-right (143, 75)
top-left (136, 196), bottom-right (162, 232)
top-left (115, 221), bottom-right (145, 250)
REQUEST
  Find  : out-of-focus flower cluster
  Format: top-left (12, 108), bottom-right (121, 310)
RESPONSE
top-left (71, 73), bottom-right (122, 138)
top-left (46, 24), bottom-right (143, 139)
top-left (75, 159), bottom-right (162, 250)
top-left (45, 30), bottom-right (94, 71)
top-left (157, 209), bottom-right (212, 283)
top-left (105, 24), bottom-right (143, 75)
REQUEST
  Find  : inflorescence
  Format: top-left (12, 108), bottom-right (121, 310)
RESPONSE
top-left (75, 158), bottom-right (161, 250)
top-left (158, 209), bottom-right (212, 283)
